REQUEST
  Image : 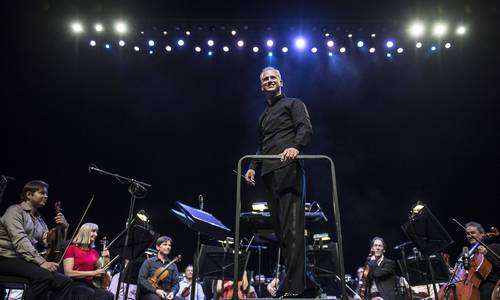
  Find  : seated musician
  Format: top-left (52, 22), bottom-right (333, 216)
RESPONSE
top-left (176, 264), bottom-right (204, 300)
top-left (365, 236), bottom-right (402, 300)
top-left (0, 180), bottom-right (72, 300)
top-left (137, 236), bottom-right (180, 300)
top-left (215, 270), bottom-right (256, 299)
top-left (465, 221), bottom-right (500, 299)
top-left (62, 222), bottom-right (114, 299)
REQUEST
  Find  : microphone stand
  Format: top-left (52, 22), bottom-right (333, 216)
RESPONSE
top-left (88, 165), bottom-right (151, 300)
top-left (0, 175), bottom-right (15, 206)
top-left (190, 194), bottom-right (204, 300)
top-left (394, 241), bottom-right (413, 300)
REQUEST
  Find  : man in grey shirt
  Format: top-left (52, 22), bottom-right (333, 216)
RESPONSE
top-left (0, 180), bottom-right (72, 299)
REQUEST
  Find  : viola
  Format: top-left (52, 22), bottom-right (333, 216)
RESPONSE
top-left (92, 237), bottom-right (117, 289)
top-left (438, 227), bottom-right (499, 300)
top-left (45, 201), bottom-right (67, 262)
top-left (148, 255), bottom-right (182, 289)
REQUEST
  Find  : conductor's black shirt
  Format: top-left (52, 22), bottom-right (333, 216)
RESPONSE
top-left (249, 94), bottom-right (313, 175)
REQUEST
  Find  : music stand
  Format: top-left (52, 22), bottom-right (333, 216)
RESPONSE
top-left (197, 244), bottom-right (250, 280)
top-left (402, 204), bottom-right (453, 297)
top-left (306, 243), bottom-right (339, 278)
top-left (397, 254), bottom-right (450, 286)
top-left (107, 224), bottom-right (157, 260)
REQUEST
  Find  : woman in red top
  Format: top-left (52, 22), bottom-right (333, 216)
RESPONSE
top-left (63, 222), bottom-right (114, 300)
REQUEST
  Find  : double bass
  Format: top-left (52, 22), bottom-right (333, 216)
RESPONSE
top-left (438, 227), bottom-right (499, 300)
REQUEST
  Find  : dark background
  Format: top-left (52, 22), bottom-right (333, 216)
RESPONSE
top-left (1, 0), bottom-right (499, 280)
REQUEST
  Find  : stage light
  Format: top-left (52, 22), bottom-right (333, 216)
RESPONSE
top-left (165, 45), bottom-right (172, 52)
top-left (222, 46), bottom-right (229, 52)
top-left (252, 46), bottom-right (259, 53)
top-left (114, 21), bottom-right (127, 34)
top-left (177, 39), bottom-right (185, 46)
top-left (119, 40), bottom-right (125, 47)
top-left (411, 201), bottom-right (425, 215)
top-left (445, 42), bottom-right (451, 49)
top-left (357, 41), bottom-right (364, 47)
top-left (231, 30), bottom-right (237, 36)
top-left (268, 52), bottom-right (273, 57)
top-left (89, 40), bottom-right (96, 47)
top-left (324, 33), bottom-right (330, 37)
top-left (266, 39), bottom-right (274, 47)
top-left (252, 202), bottom-right (268, 212)
top-left (163, 31), bottom-right (167, 35)
top-left (208, 51), bottom-right (213, 56)
top-left (282, 47), bottom-right (288, 53)
top-left (456, 25), bottom-right (466, 35)
top-left (149, 50), bottom-right (153, 54)
top-left (386, 41), bottom-right (394, 48)
top-left (195, 46), bottom-right (201, 52)
top-left (327, 40), bottom-right (334, 47)
top-left (71, 22), bottom-right (84, 33)
top-left (416, 42), bottom-right (423, 48)
top-left (207, 40), bottom-right (214, 47)
top-left (148, 40), bottom-right (155, 46)
top-left (311, 47), bottom-right (318, 53)
top-left (185, 31), bottom-right (191, 36)
top-left (348, 33), bottom-right (353, 38)
top-left (369, 47), bottom-right (375, 53)
top-left (431, 46), bottom-right (437, 51)
top-left (136, 210), bottom-right (150, 222)
top-left (397, 47), bottom-right (404, 53)
top-left (371, 33), bottom-right (376, 38)
top-left (134, 46), bottom-right (140, 51)
top-left (94, 23), bottom-right (104, 32)
top-left (237, 40), bottom-right (244, 47)
top-left (328, 52), bottom-right (333, 56)
top-left (386, 53), bottom-right (392, 58)
top-left (339, 47), bottom-right (346, 53)
top-left (408, 21), bottom-right (425, 38)
top-left (294, 37), bottom-right (306, 49)
top-left (105, 44), bottom-right (110, 49)
top-left (433, 22), bottom-right (448, 37)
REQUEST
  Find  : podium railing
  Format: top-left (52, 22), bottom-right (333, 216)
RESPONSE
top-left (233, 154), bottom-right (346, 299)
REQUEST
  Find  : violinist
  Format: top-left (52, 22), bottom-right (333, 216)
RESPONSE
top-left (176, 264), bottom-right (204, 300)
top-left (465, 221), bottom-right (500, 299)
top-left (137, 236), bottom-right (180, 300)
top-left (363, 237), bottom-right (402, 300)
top-left (62, 222), bottom-right (114, 299)
top-left (0, 180), bottom-right (72, 300)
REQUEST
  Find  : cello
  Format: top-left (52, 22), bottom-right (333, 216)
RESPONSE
top-left (438, 227), bottom-right (499, 300)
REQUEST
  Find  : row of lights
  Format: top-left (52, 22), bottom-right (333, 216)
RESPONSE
top-left (70, 21), bottom-right (128, 34)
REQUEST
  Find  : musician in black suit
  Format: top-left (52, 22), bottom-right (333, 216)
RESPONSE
top-left (366, 237), bottom-right (402, 300)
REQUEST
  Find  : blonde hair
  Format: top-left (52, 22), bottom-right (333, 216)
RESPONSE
top-left (73, 222), bottom-right (99, 247)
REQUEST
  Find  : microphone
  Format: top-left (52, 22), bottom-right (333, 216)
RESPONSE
top-left (394, 241), bottom-right (413, 250)
top-left (462, 246), bottom-right (470, 270)
top-left (88, 164), bottom-right (98, 173)
top-left (198, 194), bottom-right (204, 211)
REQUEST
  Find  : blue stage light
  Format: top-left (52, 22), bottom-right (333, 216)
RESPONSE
top-left (105, 44), bottom-right (110, 49)
top-left (207, 40), bottom-right (214, 47)
top-left (252, 46), bottom-right (259, 53)
top-left (386, 41), bottom-right (394, 48)
top-left (311, 47), bottom-right (318, 53)
top-left (268, 52), bottom-right (273, 57)
top-left (282, 47), bottom-right (288, 53)
top-left (431, 46), bottom-right (437, 51)
top-left (294, 37), bottom-right (306, 49)
top-left (148, 40), bottom-right (155, 46)
top-left (237, 40), bottom-right (244, 47)
top-left (357, 41), bottom-right (364, 47)
top-left (328, 52), bottom-right (333, 56)
top-left (266, 40), bottom-right (274, 47)
top-left (208, 51), bottom-right (213, 56)
top-left (327, 40), bottom-right (334, 47)
top-left (177, 39), bottom-right (185, 46)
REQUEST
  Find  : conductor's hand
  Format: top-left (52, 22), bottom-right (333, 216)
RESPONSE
top-left (281, 147), bottom-right (299, 161)
top-left (244, 169), bottom-right (256, 186)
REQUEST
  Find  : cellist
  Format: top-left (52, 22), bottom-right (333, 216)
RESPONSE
top-left (0, 180), bottom-right (73, 300)
top-left (464, 222), bottom-right (500, 299)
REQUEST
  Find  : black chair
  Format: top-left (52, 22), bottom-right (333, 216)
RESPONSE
top-left (0, 275), bottom-right (28, 300)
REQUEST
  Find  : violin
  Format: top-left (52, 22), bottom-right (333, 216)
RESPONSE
top-left (438, 227), bottom-right (499, 300)
top-left (148, 255), bottom-right (182, 289)
top-left (92, 237), bottom-right (117, 289)
top-left (45, 201), bottom-right (67, 262)
top-left (358, 251), bottom-right (373, 300)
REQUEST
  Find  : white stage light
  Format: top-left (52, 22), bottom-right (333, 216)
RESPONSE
top-left (252, 46), bottom-right (259, 53)
top-left (149, 50), bottom-right (153, 54)
top-left (148, 40), bottom-right (155, 46)
top-left (231, 30), bottom-right (237, 36)
top-left (282, 47), bottom-right (288, 53)
top-left (369, 47), bottom-right (375, 53)
top-left (416, 42), bottom-right (423, 48)
top-left (89, 40), bottom-right (96, 47)
top-left (371, 33), bottom-right (376, 38)
top-left (237, 40), bottom-right (244, 47)
top-left (409, 22), bottom-right (425, 38)
top-left (208, 51), bottom-right (213, 56)
top-left (105, 44), bottom-right (110, 49)
top-left (163, 31), bottom-right (167, 35)
top-left (324, 33), bottom-right (330, 37)
top-left (433, 23), bottom-right (447, 37)
top-left (357, 41), bottom-right (364, 47)
top-left (207, 40), bottom-right (214, 47)
top-left (71, 22), bottom-right (84, 33)
top-left (165, 45), bottom-right (172, 52)
top-left (185, 31), bottom-right (191, 36)
top-left (177, 39), bottom-right (185, 46)
top-left (386, 41), bottom-right (394, 48)
top-left (328, 52), bottom-right (333, 56)
top-left (339, 47), bottom-right (346, 53)
top-left (327, 40), bottom-right (334, 47)
top-left (134, 46), bottom-right (140, 51)
top-left (195, 46), bottom-right (201, 52)
top-left (386, 53), bottom-right (392, 58)
top-left (94, 23), bottom-right (104, 32)
top-left (222, 46), bottom-right (229, 52)
top-left (311, 47), bottom-right (318, 53)
top-left (114, 21), bottom-right (127, 34)
top-left (266, 40), bottom-right (274, 47)
top-left (431, 46), bottom-right (437, 51)
top-left (119, 40), bottom-right (125, 47)
top-left (456, 26), bottom-right (466, 35)
top-left (397, 47), bottom-right (404, 53)
top-left (347, 33), bottom-right (353, 38)
top-left (294, 37), bottom-right (306, 49)
top-left (445, 42), bottom-right (451, 49)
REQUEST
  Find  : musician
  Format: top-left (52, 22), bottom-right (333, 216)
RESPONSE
top-left (244, 66), bottom-right (313, 297)
top-left (62, 222), bottom-right (114, 299)
top-left (0, 180), bottom-right (72, 299)
top-left (215, 270), bottom-right (254, 299)
top-left (176, 264), bottom-right (204, 300)
top-left (353, 266), bottom-right (364, 295)
top-left (137, 236), bottom-right (180, 300)
top-left (365, 237), bottom-right (402, 300)
top-left (465, 221), bottom-right (500, 299)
